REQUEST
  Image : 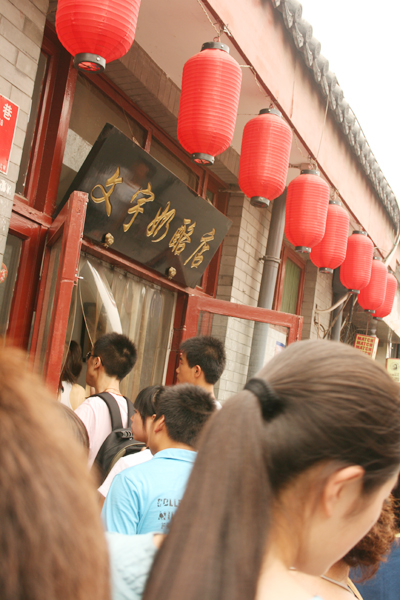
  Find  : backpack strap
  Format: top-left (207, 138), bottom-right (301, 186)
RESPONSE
top-left (90, 392), bottom-right (134, 431)
top-left (126, 395), bottom-right (135, 421)
top-left (93, 392), bottom-right (123, 431)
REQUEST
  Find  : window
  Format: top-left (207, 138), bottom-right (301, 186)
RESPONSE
top-left (0, 235), bottom-right (22, 338)
top-left (15, 52), bottom-right (48, 197)
top-left (274, 244), bottom-right (306, 315)
top-left (76, 255), bottom-right (176, 398)
top-left (56, 74), bottom-right (147, 206)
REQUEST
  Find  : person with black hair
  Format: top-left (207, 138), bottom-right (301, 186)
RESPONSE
top-left (75, 332), bottom-right (137, 467)
top-left (176, 336), bottom-right (226, 406)
top-left (98, 385), bottom-right (163, 501)
top-left (102, 383), bottom-right (216, 535)
top-left (58, 340), bottom-right (86, 410)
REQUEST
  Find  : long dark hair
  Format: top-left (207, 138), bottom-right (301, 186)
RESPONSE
top-left (60, 340), bottom-right (83, 385)
top-left (143, 340), bottom-right (400, 600)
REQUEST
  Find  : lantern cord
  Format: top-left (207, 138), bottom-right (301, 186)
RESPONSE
top-left (322, 294), bottom-right (352, 340)
top-left (316, 94), bottom-right (330, 161)
top-left (196, 0), bottom-right (226, 39)
top-left (314, 291), bottom-right (350, 314)
top-left (316, 311), bottom-right (320, 339)
top-left (240, 65), bottom-right (269, 99)
top-left (122, 108), bottom-right (141, 146)
top-left (293, 133), bottom-right (312, 164)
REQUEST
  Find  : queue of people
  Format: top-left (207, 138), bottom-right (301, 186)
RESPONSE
top-left (1, 334), bottom-right (400, 600)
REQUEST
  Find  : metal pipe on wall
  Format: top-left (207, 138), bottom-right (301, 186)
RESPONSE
top-left (247, 191), bottom-right (287, 379)
top-left (330, 292), bottom-right (344, 341)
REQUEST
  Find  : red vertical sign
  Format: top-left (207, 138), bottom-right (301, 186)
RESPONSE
top-left (0, 95), bottom-right (19, 175)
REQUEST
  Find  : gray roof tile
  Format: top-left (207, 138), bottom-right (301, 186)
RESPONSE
top-left (272, 0), bottom-right (399, 226)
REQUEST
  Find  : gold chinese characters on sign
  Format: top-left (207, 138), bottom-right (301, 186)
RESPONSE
top-left (147, 202), bottom-right (176, 242)
top-left (90, 167), bottom-right (123, 216)
top-left (90, 169), bottom-right (216, 269)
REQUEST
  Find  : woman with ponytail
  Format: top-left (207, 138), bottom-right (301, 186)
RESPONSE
top-left (142, 340), bottom-right (400, 600)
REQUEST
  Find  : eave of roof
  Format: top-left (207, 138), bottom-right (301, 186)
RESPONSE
top-left (272, 0), bottom-right (399, 228)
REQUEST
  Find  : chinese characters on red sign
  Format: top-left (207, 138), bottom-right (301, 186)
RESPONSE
top-left (0, 95), bottom-right (19, 176)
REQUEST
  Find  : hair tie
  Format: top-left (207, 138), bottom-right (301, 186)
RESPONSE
top-left (244, 378), bottom-right (284, 422)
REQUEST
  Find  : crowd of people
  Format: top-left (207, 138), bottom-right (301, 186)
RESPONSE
top-left (1, 332), bottom-right (400, 600)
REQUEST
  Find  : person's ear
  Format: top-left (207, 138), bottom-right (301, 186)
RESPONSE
top-left (153, 415), bottom-right (165, 433)
top-left (322, 465), bottom-right (365, 517)
top-left (193, 365), bottom-right (202, 380)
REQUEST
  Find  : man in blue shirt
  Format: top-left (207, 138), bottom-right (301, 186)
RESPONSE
top-left (102, 384), bottom-right (216, 534)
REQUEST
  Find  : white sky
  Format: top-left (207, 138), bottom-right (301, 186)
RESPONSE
top-left (299, 0), bottom-right (400, 203)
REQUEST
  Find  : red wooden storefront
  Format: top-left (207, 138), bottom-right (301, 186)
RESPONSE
top-left (3, 24), bottom-right (302, 401)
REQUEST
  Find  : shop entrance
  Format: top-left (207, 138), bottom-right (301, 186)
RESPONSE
top-left (2, 191), bottom-right (303, 403)
top-left (71, 254), bottom-right (177, 401)
top-left (167, 295), bottom-right (303, 404)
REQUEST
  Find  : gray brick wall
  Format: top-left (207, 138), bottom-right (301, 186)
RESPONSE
top-left (212, 192), bottom-right (273, 401)
top-left (0, 0), bottom-right (48, 260)
top-left (300, 258), bottom-right (333, 339)
top-left (216, 192), bottom-right (271, 306)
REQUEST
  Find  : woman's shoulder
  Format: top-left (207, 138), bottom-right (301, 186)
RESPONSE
top-left (69, 383), bottom-right (86, 410)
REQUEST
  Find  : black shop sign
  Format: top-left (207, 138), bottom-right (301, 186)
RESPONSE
top-left (60, 124), bottom-right (232, 288)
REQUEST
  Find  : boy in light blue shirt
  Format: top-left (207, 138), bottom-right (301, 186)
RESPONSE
top-left (102, 384), bottom-right (216, 535)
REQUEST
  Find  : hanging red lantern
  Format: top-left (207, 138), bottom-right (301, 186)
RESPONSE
top-left (285, 169), bottom-right (330, 253)
top-left (340, 231), bottom-right (373, 293)
top-left (358, 257), bottom-right (387, 313)
top-left (374, 271), bottom-right (397, 319)
top-left (238, 108), bottom-right (292, 208)
top-left (56, 0), bottom-right (142, 72)
top-left (310, 200), bottom-right (349, 273)
top-left (177, 42), bottom-right (242, 165)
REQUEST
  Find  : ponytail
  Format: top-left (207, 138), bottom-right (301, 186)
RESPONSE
top-left (143, 340), bottom-right (400, 600)
top-left (143, 395), bottom-right (272, 600)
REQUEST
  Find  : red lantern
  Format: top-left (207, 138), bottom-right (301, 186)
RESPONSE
top-left (340, 231), bottom-right (373, 293)
top-left (56, 0), bottom-right (142, 72)
top-left (285, 170), bottom-right (330, 253)
top-left (238, 109), bottom-right (292, 208)
top-left (177, 42), bottom-right (242, 165)
top-left (374, 271), bottom-right (397, 319)
top-left (310, 200), bottom-right (349, 273)
top-left (358, 257), bottom-right (387, 313)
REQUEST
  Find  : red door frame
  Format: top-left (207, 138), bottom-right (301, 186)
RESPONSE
top-left (19, 23), bottom-right (78, 217)
top-left (165, 292), bottom-right (303, 385)
top-left (5, 211), bottom-right (47, 348)
top-left (30, 191), bottom-right (88, 392)
top-left (184, 294), bottom-right (303, 342)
